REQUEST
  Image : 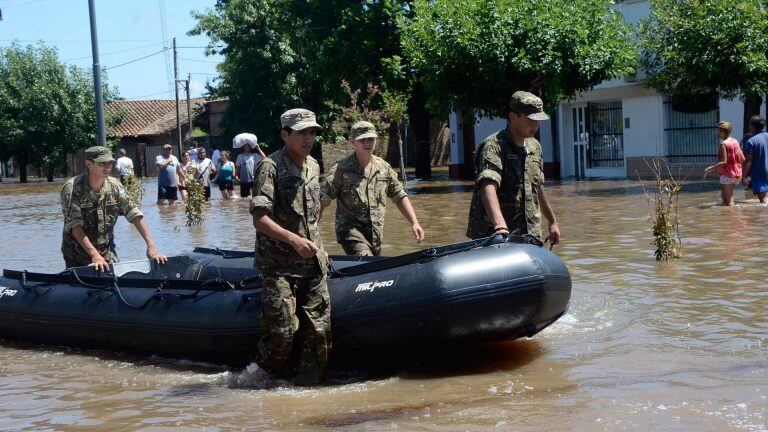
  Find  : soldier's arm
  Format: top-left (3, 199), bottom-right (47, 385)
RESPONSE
top-left (476, 143), bottom-right (508, 234)
top-left (480, 181), bottom-right (508, 234)
top-left (131, 217), bottom-right (167, 264)
top-left (394, 196), bottom-right (424, 243)
top-left (70, 227), bottom-right (109, 272)
top-left (252, 209), bottom-right (319, 259)
top-left (318, 165), bottom-right (339, 220)
top-left (538, 185), bottom-right (560, 246)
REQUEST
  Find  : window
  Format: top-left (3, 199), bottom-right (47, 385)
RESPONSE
top-left (664, 102), bottom-right (719, 164)
top-left (588, 101), bottom-right (624, 168)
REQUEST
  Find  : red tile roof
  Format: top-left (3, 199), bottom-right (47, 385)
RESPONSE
top-left (106, 98), bottom-right (207, 137)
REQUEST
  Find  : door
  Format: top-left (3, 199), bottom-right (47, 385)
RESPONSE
top-left (571, 105), bottom-right (588, 179)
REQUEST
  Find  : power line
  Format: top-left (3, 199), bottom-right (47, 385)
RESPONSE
top-left (63, 42), bottom-right (163, 62)
top-left (105, 48), bottom-right (167, 70)
top-left (122, 90), bottom-right (174, 100)
top-left (158, 0), bottom-right (173, 96)
top-left (3, 0), bottom-right (52, 9)
top-left (179, 57), bottom-right (220, 64)
top-left (176, 46), bottom-right (226, 49)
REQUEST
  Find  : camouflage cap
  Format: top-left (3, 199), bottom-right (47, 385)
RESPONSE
top-left (280, 108), bottom-right (322, 131)
top-left (162, 144), bottom-right (172, 150)
top-left (510, 91), bottom-right (549, 121)
top-left (85, 146), bottom-right (115, 163)
top-left (350, 121), bottom-right (378, 140)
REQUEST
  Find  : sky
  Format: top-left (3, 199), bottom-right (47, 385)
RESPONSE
top-left (0, 0), bottom-right (223, 99)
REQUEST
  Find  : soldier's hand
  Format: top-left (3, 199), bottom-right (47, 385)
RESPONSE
top-left (545, 222), bottom-right (561, 248)
top-left (89, 254), bottom-right (110, 273)
top-left (146, 247), bottom-right (168, 265)
top-left (412, 223), bottom-right (425, 243)
top-left (290, 236), bottom-right (320, 259)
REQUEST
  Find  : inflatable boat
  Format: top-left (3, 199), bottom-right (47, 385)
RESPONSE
top-left (0, 235), bottom-right (571, 365)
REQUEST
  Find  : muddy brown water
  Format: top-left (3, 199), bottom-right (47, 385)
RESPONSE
top-left (0, 172), bottom-right (765, 431)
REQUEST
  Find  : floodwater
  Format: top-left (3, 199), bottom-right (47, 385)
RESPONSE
top-left (0, 172), bottom-right (765, 431)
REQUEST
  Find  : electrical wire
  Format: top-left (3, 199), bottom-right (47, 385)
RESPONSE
top-left (123, 89), bottom-right (174, 100)
top-left (63, 42), bottom-right (163, 62)
top-left (104, 48), bottom-right (167, 70)
top-left (179, 57), bottom-right (220, 64)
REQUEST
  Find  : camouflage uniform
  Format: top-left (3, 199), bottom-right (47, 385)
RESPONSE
top-left (250, 145), bottom-right (330, 386)
top-left (466, 129), bottom-right (545, 240)
top-left (60, 173), bottom-right (143, 268)
top-left (321, 154), bottom-right (407, 256)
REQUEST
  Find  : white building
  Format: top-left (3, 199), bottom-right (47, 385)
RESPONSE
top-left (447, 0), bottom-right (767, 179)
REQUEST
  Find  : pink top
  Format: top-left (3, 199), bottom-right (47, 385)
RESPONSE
top-left (718, 138), bottom-right (744, 179)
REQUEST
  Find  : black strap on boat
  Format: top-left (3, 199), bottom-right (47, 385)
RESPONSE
top-left (2, 269), bottom-right (240, 293)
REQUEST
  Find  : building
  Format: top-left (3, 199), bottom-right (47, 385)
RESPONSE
top-left (448, 0), bottom-right (767, 180)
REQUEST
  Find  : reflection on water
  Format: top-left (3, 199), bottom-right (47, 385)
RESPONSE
top-left (0, 172), bottom-right (766, 431)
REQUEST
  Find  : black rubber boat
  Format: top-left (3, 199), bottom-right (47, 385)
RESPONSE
top-left (0, 235), bottom-right (571, 365)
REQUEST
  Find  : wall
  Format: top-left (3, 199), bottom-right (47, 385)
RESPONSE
top-left (207, 99), bottom-right (228, 138)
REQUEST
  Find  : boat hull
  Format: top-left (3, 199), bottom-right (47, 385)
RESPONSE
top-left (0, 238), bottom-right (570, 365)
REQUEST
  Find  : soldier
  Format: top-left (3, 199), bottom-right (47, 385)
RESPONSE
top-left (249, 108), bottom-right (330, 386)
top-left (320, 121), bottom-right (424, 256)
top-left (60, 146), bottom-right (167, 271)
top-left (466, 91), bottom-right (561, 246)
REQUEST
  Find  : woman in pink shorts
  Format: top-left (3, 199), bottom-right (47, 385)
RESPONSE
top-left (704, 121), bottom-right (744, 206)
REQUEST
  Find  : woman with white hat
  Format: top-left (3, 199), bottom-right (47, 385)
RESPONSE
top-left (233, 133), bottom-right (267, 198)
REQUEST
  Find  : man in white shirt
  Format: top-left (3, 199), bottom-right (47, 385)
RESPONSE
top-left (195, 147), bottom-right (215, 201)
top-left (115, 149), bottom-right (134, 184)
top-left (155, 144), bottom-right (184, 205)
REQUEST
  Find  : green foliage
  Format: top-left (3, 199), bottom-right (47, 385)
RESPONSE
top-left (639, 0), bottom-right (768, 101)
top-left (191, 127), bottom-right (208, 138)
top-left (189, 0), bottom-right (410, 147)
top-left (327, 80), bottom-right (408, 143)
top-left (400, 0), bottom-right (637, 117)
top-left (122, 174), bottom-right (145, 205)
top-left (185, 180), bottom-right (206, 226)
top-left (0, 42), bottom-right (117, 177)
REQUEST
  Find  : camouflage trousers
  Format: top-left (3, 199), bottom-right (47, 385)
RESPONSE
top-left (256, 274), bottom-right (332, 386)
top-left (340, 240), bottom-right (380, 257)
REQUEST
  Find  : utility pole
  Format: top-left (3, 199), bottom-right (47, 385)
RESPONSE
top-left (173, 37), bottom-right (182, 155)
top-left (186, 73), bottom-right (192, 142)
top-left (88, 0), bottom-right (106, 147)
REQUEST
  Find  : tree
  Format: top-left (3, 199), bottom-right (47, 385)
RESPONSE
top-left (399, 0), bottom-right (637, 118)
top-left (639, 0), bottom-right (768, 133)
top-left (189, 0), bottom-right (411, 158)
top-left (0, 43), bottom-right (115, 182)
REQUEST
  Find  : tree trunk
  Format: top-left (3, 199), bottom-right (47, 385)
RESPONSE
top-left (46, 164), bottom-right (55, 182)
top-left (19, 153), bottom-right (28, 183)
top-left (408, 82), bottom-right (432, 180)
top-left (743, 93), bottom-right (763, 136)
